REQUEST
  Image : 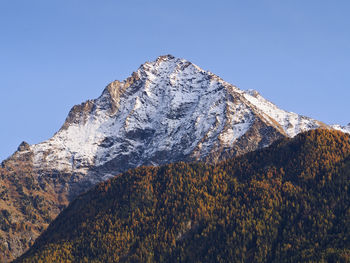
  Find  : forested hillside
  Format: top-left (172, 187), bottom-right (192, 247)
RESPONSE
top-left (16, 129), bottom-right (350, 262)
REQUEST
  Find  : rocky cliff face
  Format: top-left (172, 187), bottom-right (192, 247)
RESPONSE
top-left (0, 55), bottom-right (344, 260)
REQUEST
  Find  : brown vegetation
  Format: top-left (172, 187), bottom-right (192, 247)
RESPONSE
top-left (15, 129), bottom-right (350, 262)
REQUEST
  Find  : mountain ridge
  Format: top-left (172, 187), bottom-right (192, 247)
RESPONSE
top-left (1, 55), bottom-right (349, 261)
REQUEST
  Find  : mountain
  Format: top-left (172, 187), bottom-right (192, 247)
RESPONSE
top-left (0, 55), bottom-right (347, 261)
top-left (28, 55), bottom-right (327, 182)
top-left (13, 54), bottom-right (328, 192)
top-left (15, 129), bottom-right (350, 263)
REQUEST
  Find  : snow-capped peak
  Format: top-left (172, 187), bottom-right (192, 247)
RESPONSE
top-left (4, 55), bottom-right (349, 262)
top-left (24, 55), bottom-right (338, 188)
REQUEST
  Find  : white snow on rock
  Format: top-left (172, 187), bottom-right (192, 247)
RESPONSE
top-left (242, 89), bottom-right (322, 137)
top-left (27, 55), bottom-right (339, 178)
top-left (331, 124), bottom-right (350, 134)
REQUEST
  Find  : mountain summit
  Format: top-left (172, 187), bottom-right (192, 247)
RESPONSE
top-left (29, 55), bottom-right (326, 184)
top-left (0, 55), bottom-right (348, 260)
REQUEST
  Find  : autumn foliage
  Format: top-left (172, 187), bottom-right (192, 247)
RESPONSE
top-left (16, 129), bottom-right (350, 262)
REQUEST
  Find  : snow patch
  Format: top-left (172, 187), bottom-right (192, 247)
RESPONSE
top-left (243, 90), bottom-right (321, 137)
top-left (331, 124), bottom-right (350, 134)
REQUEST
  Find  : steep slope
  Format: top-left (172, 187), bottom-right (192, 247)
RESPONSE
top-left (16, 129), bottom-right (350, 263)
top-left (0, 55), bottom-right (339, 260)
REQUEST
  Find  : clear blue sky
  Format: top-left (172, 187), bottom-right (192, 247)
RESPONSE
top-left (1, 0), bottom-right (350, 161)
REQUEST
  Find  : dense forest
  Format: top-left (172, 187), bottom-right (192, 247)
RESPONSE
top-left (16, 129), bottom-right (350, 262)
